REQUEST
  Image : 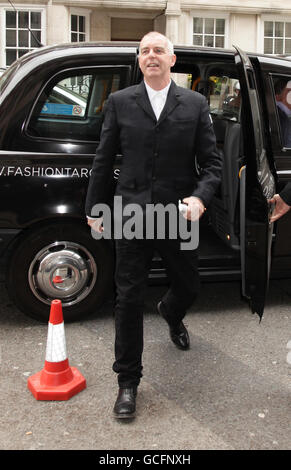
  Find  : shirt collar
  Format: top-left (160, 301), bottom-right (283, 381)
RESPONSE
top-left (144, 80), bottom-right (171, 101)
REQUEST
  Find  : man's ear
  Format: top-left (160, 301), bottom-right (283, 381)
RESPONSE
top-left (171, 54), bottom-right (177, 67)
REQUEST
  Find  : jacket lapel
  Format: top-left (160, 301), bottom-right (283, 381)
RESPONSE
top-left (158, 81), bottom-right (180, 125)
top-left (135, 81), bottom-right (156, 122)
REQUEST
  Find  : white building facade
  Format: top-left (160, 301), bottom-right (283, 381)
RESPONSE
top-left (0, 0), bottom-right (291, 67)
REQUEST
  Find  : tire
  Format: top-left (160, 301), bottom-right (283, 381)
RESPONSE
top-left (6, 222), bottom-right (114, 322)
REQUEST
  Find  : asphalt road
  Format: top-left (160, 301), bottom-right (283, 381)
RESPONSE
top-left (0, 278), bottom-right (290, 451)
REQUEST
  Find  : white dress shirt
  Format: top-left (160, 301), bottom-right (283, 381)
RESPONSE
top-left (144, 80), bottom-right (171, 121)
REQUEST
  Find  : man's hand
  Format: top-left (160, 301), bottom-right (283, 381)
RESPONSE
top-left (182, 196), bottom-right (206, 221)
top-left (87, 217), bottom-right (104, 233)
top-left (269, 194), bottom-right (291, 223)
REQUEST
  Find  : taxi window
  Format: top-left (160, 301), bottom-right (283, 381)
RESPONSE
top-left (208, 76), bottom-right (241, 121)
top-left (27, 68), bottom-right (122, 142)
top-left (271, 75), bottom-right (291, 149)
top-left (170, 72), bottom-right (193, 89)
top-left (170, 62), bottom-right (200, 92)
top-left (171, 64), bottom-right (241, 122)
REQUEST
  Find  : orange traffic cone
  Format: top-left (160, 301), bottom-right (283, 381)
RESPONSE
top-left (27, 299), bottom-right (86, 400)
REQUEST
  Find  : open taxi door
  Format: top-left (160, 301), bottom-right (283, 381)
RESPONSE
top-left (235, 46), bottom-right (276, 320)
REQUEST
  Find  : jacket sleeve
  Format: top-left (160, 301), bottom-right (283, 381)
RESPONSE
top-left (85, 94), bottom-right (120, 217)
top-left (191, 95), bottom-right (222, 207)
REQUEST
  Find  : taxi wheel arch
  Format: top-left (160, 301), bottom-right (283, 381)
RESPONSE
top-left (6, 222), bottom-right (114, 322)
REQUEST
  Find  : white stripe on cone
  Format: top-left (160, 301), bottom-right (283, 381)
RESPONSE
top-left (45, 321), bottom-right (67, 363)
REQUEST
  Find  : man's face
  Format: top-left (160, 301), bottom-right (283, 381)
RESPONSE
top-left (138, 34), bottom-right (176, 84)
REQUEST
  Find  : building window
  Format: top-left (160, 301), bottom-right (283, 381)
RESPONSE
top-left (5, 10), bottom-right (42, 66)
top-left (264, 21), bottom-right (291, 54)
top-left (71, 15), bottom-right (86, 42)
top-left (193, 17), bottom-right (225, 48)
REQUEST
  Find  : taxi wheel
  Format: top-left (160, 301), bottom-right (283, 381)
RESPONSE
top-left (6, 222), bottom-right (114, 322)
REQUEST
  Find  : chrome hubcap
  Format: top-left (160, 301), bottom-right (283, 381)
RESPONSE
top-left (28, 241), bottom-right (97, 306)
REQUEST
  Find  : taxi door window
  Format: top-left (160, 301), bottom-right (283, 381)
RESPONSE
top-left (27, 68), bottom-right (122, 142)
top-left (208, 76), bottom-right (241, 121)
top-left (271, 75), bottom-right (291, 149)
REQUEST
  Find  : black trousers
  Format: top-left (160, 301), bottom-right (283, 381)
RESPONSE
top-left (112, 237), bottom-right (200, 388)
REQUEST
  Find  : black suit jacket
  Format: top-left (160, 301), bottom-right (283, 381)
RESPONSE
top-left (85, 80), bottom-right (222, 216)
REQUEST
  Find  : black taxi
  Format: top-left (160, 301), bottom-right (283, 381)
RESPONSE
top-left (0, 42), bottom-right (290, 322)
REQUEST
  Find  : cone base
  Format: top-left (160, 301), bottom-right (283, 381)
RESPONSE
top-left (28, 366), bottom-right (86, 401)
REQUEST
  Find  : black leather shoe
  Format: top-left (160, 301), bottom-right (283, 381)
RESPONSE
top-left (113, 387), bottom-right (137, 419)
top-left (157, 301), bottom-right (190, 350)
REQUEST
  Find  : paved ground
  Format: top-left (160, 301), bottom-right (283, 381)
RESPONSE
top-left (0, 278), bottom-right (290, 451)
